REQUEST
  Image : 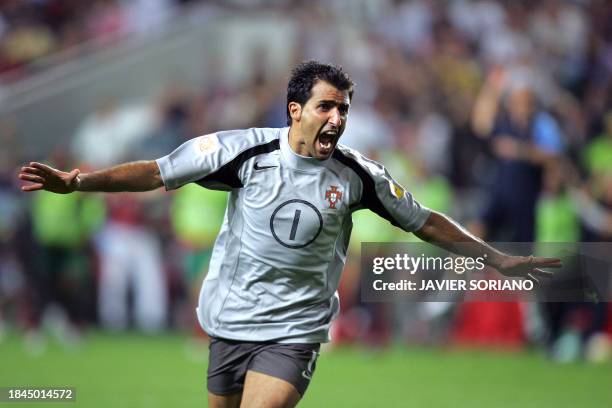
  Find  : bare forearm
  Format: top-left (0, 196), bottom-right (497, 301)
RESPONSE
top-left (414, 211), bottom-right (507, 268)
top-left (521, 143), bottom-right (558, 166)
top-left (76, 160), bottom-right (163, 192)
top-left (471, 85), bottom-right (501, 137)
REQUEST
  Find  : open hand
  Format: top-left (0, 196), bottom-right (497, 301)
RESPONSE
top-left (495, 255), bottom-right (561, 284)
top-left (19, 162), bottom-right (80, 194)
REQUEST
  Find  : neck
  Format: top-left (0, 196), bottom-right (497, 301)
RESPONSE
top-left (288, 125), bottom-right (311, 157)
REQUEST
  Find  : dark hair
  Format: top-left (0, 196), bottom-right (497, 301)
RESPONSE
top-left (286, 60), bottom-right (354, 125)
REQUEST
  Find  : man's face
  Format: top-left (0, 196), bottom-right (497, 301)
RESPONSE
top-left (289, 80), bottom-right (350, 159)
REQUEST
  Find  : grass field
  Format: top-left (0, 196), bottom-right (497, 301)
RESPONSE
top-left (1, 332), bottom-right (611, 408)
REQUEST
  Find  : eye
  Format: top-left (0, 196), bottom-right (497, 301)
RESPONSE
top-left (339, 105), bottom-right (349, 115)
top-left (318, 102), bottom-right (331, 111)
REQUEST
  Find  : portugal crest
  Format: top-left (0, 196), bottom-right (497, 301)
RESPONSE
top-left (325, 186), bottom-right (343, 209)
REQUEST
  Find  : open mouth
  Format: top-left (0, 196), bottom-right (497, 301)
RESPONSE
top-left (317, 131), bottom-right (337, 153)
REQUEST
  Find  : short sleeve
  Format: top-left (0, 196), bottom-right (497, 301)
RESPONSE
top-left (156, 128), bottom-right (273, 191)
top-left (334, 147), bottom-right (431, 232)
top-left (533, 112), bottom-right (564, 154)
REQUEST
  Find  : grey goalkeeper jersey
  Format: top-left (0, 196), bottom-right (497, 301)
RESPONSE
top-left (156, 127), bottom-right (430, 343)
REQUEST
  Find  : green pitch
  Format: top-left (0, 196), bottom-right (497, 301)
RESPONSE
top-left (0, 332), bottom-right (610, 407)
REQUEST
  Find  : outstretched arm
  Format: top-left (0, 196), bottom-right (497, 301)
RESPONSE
top-left (19, 160), bottom-right (163, 194)
top-left (414, 211), bottom-right (561, 283)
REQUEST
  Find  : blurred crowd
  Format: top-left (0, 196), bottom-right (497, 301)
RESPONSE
top-left (1, 0), bottom-right (612, 362)
top-left (0, 0), bottom-right (208, 82)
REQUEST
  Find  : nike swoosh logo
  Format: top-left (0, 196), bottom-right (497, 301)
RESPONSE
top-left (254, 162), bottom-right (277, 171)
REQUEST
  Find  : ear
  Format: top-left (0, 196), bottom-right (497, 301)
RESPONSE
top-left (288, 102), bottom-right (302, 123)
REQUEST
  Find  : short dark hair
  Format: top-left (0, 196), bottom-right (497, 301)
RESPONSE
top-left (286, 60), bottom-right (354, 125)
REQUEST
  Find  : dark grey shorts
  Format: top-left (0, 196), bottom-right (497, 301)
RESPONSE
top-left (207, 337), bottom-right (320, 397)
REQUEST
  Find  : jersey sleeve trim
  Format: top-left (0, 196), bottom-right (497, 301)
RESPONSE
top-left (332, 149), bottom-right (401, 227)
top-left (195, 139), bottom-right (280, 189)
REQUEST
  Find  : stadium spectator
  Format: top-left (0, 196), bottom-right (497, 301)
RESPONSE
top-left (97, 193), bottom-right (168, 332)
top-left (70, 97), bottom-right (155, 169)
top-left (29, 151), bottom-right (104, 343)
top-left (471, 68), bottom-right (564, 242)
top-left (169, 183), bottom-right (226, 336)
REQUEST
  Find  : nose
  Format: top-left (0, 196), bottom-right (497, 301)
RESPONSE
top-left (328, 108), bottom-right (342, 128)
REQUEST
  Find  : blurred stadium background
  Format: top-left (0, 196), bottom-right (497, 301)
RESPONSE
top-left (0, 0), bottom-right (611, 407)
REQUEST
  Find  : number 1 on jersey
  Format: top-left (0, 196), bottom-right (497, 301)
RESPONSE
top-left (289, 209), bottom-right (301, 240)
